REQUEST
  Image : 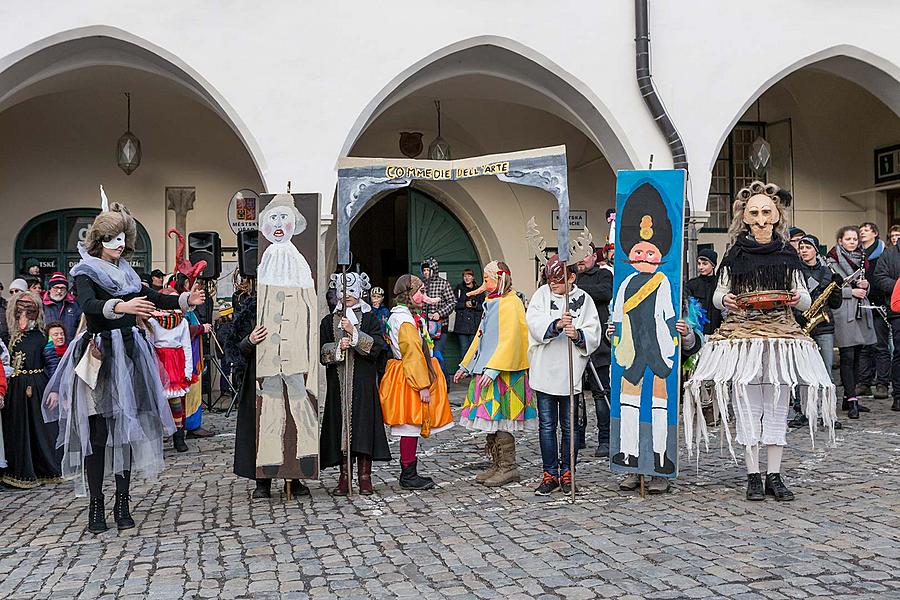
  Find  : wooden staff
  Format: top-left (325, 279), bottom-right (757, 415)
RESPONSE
top-left (342, 264), bottom-right (353, 497)
top-left (564, 278), bottom-right (576, 504)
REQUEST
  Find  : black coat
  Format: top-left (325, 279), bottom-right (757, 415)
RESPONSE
top-left (794, 260), bottom-right (842, 336)
top-left (685, 274), bottom-right (723, 335)
top-left (319, 310), bottom-right (391, 468)
top-left (1, 328), bottom-right (61, 487)
top-left (75, 275), bottom-right (182, 333)
top-left (452, 282), bottom-right (484, 335)
top-left (231, 294), bottom-right (258, 481)
top-left (863, 241), bottom-right (886, 306)
top-left (576, 266), bottom-right (613, 366)
top-left (873, 244), bottom-right (900, 319)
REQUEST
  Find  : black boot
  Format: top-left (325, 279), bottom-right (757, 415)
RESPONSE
top-left (892, 398), bottom-right (900, 412)
top-left (173, 429), bottom-right (188, 453)
top-left (847, 399), bottom-right (860, 419)
top-left (611, 452), bottom-right (637, 468)
top-left (746, 474), bottom-right (765, 501)
top-left (289, 479), bottom-right (311, 498)
top-left (87, 495), bottom-right (108, 534)
top-left (113, 492), bottom-right (135, 530)
top-left (252, 478), bottom-right (271, 499)
top-left (399, 460), bottom-right (435, 490)
top-left (765, 472), bottom-right (795, 501)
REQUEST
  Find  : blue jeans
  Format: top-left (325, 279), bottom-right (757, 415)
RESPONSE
top-left (537, 391), bottom-right (578, 477)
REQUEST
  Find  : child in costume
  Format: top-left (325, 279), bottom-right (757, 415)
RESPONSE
top-left (610, 183), bottom-right (679, 476)
top-left (319, 272), bottom-right (391, 495)
top-left (684, 181), bottom-right (835, 502)
top-left (43, 187), bottom-right (205, 533)
top-left (526, 256), bottom-right (601, 495)
top-left (167, 229), bottom-right (213, 439)
top-left (380, 274), bottom-right (454, 490)
top-left (453, 260), bottom-right (534, 487)
top-left (145, 295), bottom-right (194, 453)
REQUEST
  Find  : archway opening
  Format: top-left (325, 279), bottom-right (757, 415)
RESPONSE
top-left (337, 70), bottom-right (617, 298)
top-left (0, 35), bottom-right (264, 286)
top-left (702, 54), bottom-right (900, 256)
top-left (350, 187), bottom-right (481, 373)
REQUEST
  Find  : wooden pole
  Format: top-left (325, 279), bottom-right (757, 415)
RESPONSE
top-left (564, 281), bottom-right (576, 504)
top-left (342, 264), bottom-right (353, 498)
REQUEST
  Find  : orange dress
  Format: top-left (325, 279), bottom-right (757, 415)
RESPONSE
top-left (380, 308), bottom-right (453, 437)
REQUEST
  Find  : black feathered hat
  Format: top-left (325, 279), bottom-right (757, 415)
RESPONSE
top-left (618, 182), bottom-right (673, 256)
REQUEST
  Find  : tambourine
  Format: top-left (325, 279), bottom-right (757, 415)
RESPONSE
top-left (735, 290), bottom-right (793, 310)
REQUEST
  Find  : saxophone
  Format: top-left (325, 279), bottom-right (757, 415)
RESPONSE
top-left (801, 266), bottom-right (864, 334)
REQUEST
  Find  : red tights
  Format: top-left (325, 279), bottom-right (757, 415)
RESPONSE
top-left (399, 436), bottom-right (418, 467)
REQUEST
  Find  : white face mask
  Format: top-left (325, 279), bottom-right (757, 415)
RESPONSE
top-left (102, 232), bottom-right (126, 250)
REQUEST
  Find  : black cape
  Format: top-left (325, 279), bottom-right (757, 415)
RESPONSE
top-left (319, 310), bottom-right (391, 469)
top-left (1, 329), bottom-right (61, 488)
top-left (685, 274), bottom-right (723, 335)
top-left (230, 295), bottom-right (259, 481)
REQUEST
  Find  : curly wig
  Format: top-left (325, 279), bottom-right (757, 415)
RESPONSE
top-left (727, 181), bottom-right (790, 246)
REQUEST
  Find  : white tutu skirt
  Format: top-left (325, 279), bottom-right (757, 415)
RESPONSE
top-left (42, 327), bottom-right (176, 495)
top-left (684, 337), bottom-right (837, 462)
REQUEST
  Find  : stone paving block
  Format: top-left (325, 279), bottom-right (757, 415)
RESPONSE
top-left (0, 406), bottom-right (897, 599)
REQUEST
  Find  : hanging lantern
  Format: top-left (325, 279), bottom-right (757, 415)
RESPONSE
top-left (748, 100), bottom-right (770, 176)
top-left (428, 100), bottom-right (451, 160)
top-left (749, 135), bottom-right (771, 176)
top-left (117, 92), bottom-right (142, 175)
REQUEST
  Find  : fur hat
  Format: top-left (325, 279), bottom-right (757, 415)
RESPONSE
top-left (85, 202), bottom-right (138, 257)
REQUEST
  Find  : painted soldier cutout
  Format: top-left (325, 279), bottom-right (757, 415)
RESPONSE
top-left (611, 182), bottom-right (678, 475)
top-left (256, 193), bottom-right (319, 479)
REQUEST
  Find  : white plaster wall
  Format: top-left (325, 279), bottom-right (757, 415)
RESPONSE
top-left (1, 1), bottom-right (900, 239)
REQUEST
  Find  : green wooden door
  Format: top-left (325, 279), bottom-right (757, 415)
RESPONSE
top-left (407, 189), bottom-right (481, 373)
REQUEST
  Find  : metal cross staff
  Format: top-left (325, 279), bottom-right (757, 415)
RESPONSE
top-left (341, 264), bottom-right (353, 498)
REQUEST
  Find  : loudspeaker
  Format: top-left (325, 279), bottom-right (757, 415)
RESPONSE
top-left (188, 231), bottom-right (221, 279)
top-left (237, 230), bottom-right (258, 278)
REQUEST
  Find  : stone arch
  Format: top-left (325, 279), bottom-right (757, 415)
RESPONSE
top-left (0, 25), bottom-right (266, 181)
top-left (338, 35), bottom-right (639, 172)
top-left (707, 45), bottom-right (900, 174)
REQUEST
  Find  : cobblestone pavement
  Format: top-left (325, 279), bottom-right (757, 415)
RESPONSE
top-left (1, 387), bottom-right (898, 600)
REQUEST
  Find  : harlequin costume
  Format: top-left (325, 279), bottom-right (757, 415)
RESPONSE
top-left (683, 181), bottom-right (836, 502)
top-left (146, 308), bottom-right (193, 451)
top-left (610, 182), bottom-right (678, 476)
top-left (380, 274), bottom-right (453, 490)
top-left (319, 272), bottom-right (391, 496)
top-left (1, 293), bottom-right (62, 489)
top-left (457, 260), bottom-right (534, 486)
top-left (166, 228), bottom-right (209, 438)
top-left (43, 188), bottom-right (197, 533)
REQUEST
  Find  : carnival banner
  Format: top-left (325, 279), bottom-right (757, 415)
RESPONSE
top-left (255, 192), bottom-right (320, 480)
top-left (336, 145), bottom-right (572, 265)
top-left (609, 170), bottom-right (685, 478)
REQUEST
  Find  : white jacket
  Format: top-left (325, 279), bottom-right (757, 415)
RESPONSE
top-left (526, 284), bottom-right (601, 395)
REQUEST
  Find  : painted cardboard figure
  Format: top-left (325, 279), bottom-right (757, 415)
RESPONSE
top-left (256, 194), bottom-right (319, 479)
top-left (611, 183), bottom-right (678, 475)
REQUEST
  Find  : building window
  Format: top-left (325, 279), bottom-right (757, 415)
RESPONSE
top-left (15, 209), bottom-right (152, 279)
top-left (706, 122), bottom-right (766, 231)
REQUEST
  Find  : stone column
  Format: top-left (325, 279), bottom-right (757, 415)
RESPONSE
top-left (166, 186), bottom-right (196, 235)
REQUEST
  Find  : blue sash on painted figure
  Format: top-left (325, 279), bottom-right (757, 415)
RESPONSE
top-left (609, 170), bottom-right (685, 478)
